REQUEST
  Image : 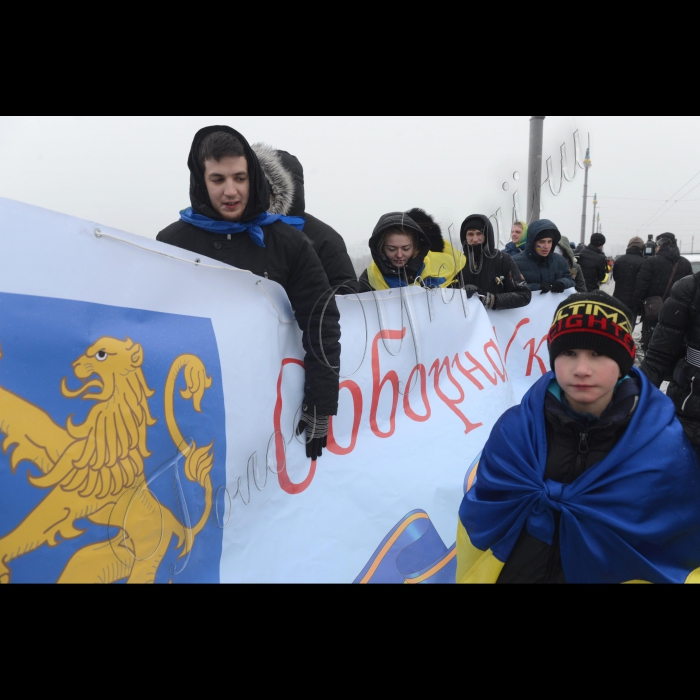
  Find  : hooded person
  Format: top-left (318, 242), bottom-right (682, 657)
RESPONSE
top-left (457, 291), bottom-right (700, 584)
top-left (612, 236), bottom-right (646, 315)
top-left (503, 221), bottom-right (528, 256)
top-left (510, 220), bottom-right (575, 294)
top-left (157, 126), bottom-right (341, 461)
top-left (359, 213), bottom-right (465, 291)
top-left (577, 233), bottom-right (609, 292)
top-left (632, 232), bottom-right (692, 351)
top-left (555, 235), bottom-right (587, 294)
top-left (456, 214), bottom-right (531, 311)
top-left (252, 143), bottom-right (361, 294)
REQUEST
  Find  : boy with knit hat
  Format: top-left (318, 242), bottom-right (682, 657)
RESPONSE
top-left (457, 291), bottom-right (700, 584)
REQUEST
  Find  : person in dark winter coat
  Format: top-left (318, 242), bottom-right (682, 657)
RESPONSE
top-left (455, 214), bottom-right (531, 311)
top-left (511, 220), bottom-right (574, 295)
top-left (503, 221), bottom-right (528, 257)
top-left (641, 272), bottom-right (700, 461)
top-left (632, 232), bottom-right (692, 351)
top-left (555, 235), bottom-right (587, 294)
top-left (612, 236), bottom-right (646, 315)
top-left (252, 143), bottom-right (361, 294)
top-left (157, 126), bottom-right (341, 461)
top-left (577, 233), bottom-right (608, 292)
top-left (458, 292), bottom-right (700, 584)
top-left (359, 213), bottom-right (465, 290)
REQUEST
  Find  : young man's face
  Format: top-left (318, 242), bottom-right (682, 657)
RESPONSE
top-left (204, 156), bottom-right (250, 222)
top-left (466, 229), bottom-right (486, 247)
top-left (511, 225), bottom-right (524, 244)
top-left (554, 349), bottom-right (621, 417)
top-left (535, 237), bottom-right (553, 257)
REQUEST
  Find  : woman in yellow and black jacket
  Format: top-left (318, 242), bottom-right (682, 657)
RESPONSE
top-left (359, 212), bottom-right (465, 291)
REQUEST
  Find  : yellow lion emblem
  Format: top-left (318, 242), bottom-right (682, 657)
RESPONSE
top-left (0, 338), bottom-right (214, 584)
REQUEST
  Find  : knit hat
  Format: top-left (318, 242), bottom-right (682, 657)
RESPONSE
top-left (591, 233), bottom-right (606, 247)
top-left (628, 236), bottom-right (645, 250)
top-left (548, 292), bottom-right (636, 377)
top-left (657, 232), bottom-right (677, 246)
top-left (463, 216), bottom-right (485, 233)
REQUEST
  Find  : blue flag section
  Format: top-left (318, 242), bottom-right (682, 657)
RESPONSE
top-left (0, 292), bottom-right (226, 584)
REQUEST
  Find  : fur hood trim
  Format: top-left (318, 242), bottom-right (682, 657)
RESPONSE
top-left (252, 142), bottom-right (296, 216)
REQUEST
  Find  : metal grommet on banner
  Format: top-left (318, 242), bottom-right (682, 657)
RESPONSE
top-left (194, 259), bottom-right (201, 265)
top-left (94, 228), bottom-right (102, 238)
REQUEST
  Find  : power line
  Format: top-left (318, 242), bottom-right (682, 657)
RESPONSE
top-left (638, 170), bottom-right (700, 234)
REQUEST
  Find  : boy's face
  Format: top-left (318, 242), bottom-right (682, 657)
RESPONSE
top-left (204, 156), bottom-right (250, 222)
top-left (554, 349), bottom-right (622, 418)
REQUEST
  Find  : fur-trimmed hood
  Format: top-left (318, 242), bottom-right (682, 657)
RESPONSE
top-left (406, 208), bottom-right (445, 253)
top-left (252, 143), bottom-right (306, 217)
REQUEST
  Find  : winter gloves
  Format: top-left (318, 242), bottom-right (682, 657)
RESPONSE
top-left (464, 285), bottom-right (478, 298)
top-left (540, 280), bottom-right (567, 295)
top-left (296, 409), bottom-right (330, 461)
top-left (464, 285), bottom-right (498, 310)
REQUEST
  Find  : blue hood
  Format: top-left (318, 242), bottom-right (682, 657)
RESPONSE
top-left (525, 219), bottom-right (562, 260)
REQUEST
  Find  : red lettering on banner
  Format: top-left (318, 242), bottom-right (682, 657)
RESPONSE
top-left (328, 381), bottom-right (363, 456)
top-left (430, 357), bottom-right (483, 435)
top-left (274, 359), bottom-right (316, 495)
top-left (524, 335), bottom-right (549, 377)
top-left (505, 318), bottom-right (530, 363)
top-left (453, 353), bottom-right (493, 390)
top-left (370, 329), bottom-right (407, 439)
top-left (484, 339), bottom-right (508, 383)
top-left (403, 364), bottom-right (431, 422)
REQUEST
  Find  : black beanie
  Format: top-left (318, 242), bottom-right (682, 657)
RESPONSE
top-left (464, 216), bottom-right (485, 233)
top-left (548, 292), bottom-right (636, 377)
top-left (657, 232), bottom-right (677, 246)
top-left (591, 233), bottom-right (606, 247)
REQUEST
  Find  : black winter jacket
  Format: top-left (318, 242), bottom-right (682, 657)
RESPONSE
top-left (577, 245), bottom-right (608, 292)
top-left (252, 143), bottom-right (360, 293)
top-left (632, 243), bottom-right (692, 312)
top-left (455, 214), bottom-right (531, 310)
top-left (157, 126), bottom-right (341, 416)
top-left (641, 273), bottom-right (700, 445)
top-left (498, 376), bottom-right (641, 583)
top-left (511, 220), bottom-right (575, 293)
top-left (613, 247), bottom-right (645, 313)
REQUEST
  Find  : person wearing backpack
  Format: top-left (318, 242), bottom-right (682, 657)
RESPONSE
top-left (641, 272), bottom-right (700, 462)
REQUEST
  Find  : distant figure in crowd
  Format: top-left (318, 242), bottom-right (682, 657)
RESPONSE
top-left (555, 235), bottom-right (587, 293)
top-left (457, 292), bottom-right (700, 584)
top-left (157, 126), bottom-right (341, 461)
top-left (642, 271), bottom-right (700, 463)
top-left (359, 212), bottom-right (465, 290)
top-left (252, 143), bottom-right (361, 293)
top-left (577, 233), bottom-right (609, 292)
top-left (633, 232), bottom-right (692, 351)
top-left (511, 220), bottom-right (574, 295)
top-left (456, 214), bottom-right (531, 311)
top-left (612, 236), bottom-right (646, 318)
top-left (504, 221), bottom-right (528, 257)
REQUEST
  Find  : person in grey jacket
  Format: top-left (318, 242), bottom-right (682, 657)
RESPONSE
top-left (555, 235), bottom-right (587, 293)
top-left (511, 220), bottom-right (575, 294)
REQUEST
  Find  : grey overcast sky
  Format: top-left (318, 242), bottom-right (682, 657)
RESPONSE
top-left (2, 116), bottom-right (700, 257)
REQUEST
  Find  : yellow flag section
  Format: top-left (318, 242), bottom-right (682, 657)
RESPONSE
top-left (367, 242), bottom-right (466, 291)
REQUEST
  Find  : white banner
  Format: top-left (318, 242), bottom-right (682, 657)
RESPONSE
top-left (0, 199), bottom-right (568, 584)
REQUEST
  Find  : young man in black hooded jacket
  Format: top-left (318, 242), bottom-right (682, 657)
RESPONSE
top-left (252, 143), bottom-right (361, 293)
top-left (454, 214), bottom-right (531, 311)
top-left (157, 126), bottom-right (341, 461)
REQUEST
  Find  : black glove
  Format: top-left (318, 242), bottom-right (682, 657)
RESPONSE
top-left (296, 410), bottom-right (329, 461)
top-left (540, 282), bottom-right (552, 294)
top-left (463, 285), bottom-right (478, 299)
top-left (551, 280), bottom-right (567, 293)
top-left (480, 292), bottom-right (497, 310)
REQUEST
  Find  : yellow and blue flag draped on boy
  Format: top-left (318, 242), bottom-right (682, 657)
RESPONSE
top-left (367, 242), bottom-right (466, 291)
top-left (457, 369), bottom-right (700, 584)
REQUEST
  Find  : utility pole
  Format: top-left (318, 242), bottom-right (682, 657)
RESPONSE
top-left (692, 236), bottom-right (695, 255)
top-left (527, 116), bottom-right (546, 224)
top-left (591, 194), bottom-right (598, 237)
top-left (597, 213), bottom-right (601, 233)
top-left (580, 142), bottom-right (593, 245)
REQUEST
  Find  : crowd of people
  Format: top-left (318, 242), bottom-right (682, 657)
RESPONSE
top-left (157, 124), bottom-right (700, 584)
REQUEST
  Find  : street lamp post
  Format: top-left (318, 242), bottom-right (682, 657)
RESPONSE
top-left (591, 193), bottom-right (598, 238)
top-left (580, 147), bottom-right (593, 245)
top-left (527, 116), bottom-right (546, 224)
